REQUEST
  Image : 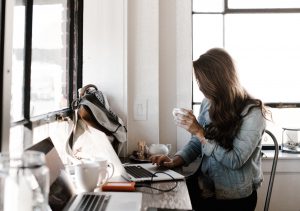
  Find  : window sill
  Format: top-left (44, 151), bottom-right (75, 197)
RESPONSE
top-left (262, 149), bottom-right (300, 160)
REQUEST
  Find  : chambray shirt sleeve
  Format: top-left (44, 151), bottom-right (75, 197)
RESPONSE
top-left (202, 107), bottom-right (266, 170)
top-left (175, 99), bottom-right (210, 165)
top-left (175, 136), bottom-right (203, 165)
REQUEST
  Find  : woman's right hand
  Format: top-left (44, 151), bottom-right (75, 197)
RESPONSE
top-left (174, 109), bottom-right (205, 138)
top-left (149, 155), bottom-right (184, 169)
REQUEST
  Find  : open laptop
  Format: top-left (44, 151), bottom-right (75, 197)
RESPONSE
top-left (26, 137), bottom-right (142, 211)
top-left (66, 125), bottom-right (185, 183)
top-left (120, 162), bottom-right (185, 182)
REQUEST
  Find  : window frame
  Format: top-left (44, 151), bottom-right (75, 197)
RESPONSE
top-left (0, 0), bottom-right (6, 151)
top-left (6, 0), bottom-right (83, 150)
top-left (192, 0), bottom-right (300, 109)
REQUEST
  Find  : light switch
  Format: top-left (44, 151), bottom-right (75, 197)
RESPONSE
top-left (134, 99), bottom-right (147, 121)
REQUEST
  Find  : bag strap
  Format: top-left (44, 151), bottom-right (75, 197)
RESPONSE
top-left (65, 108), bottom-right (83, 164)
top-left (66, 84), bottom-right (99, 163)
top-left (79, 84), bottom-right (98, 97)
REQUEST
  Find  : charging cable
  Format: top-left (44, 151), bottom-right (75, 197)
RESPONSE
top-left (135, 171), bottom-right (178, 192)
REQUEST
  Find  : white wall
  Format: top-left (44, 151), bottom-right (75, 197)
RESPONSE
top-left (127, 0), bottom-right (160, 152)
top-left (83, 0), bottom-right (127, 156)
top-left (83, 0), bottom-right (192, 155)
top-left (83, 0), bottom-right (127, 123)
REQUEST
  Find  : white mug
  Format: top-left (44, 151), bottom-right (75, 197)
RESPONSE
top-left (74, 162), bottom-right (101, 192)
top-left (91, 157), bottom-right (114, 186)
top-left (172, 108), bottom-right (188, 118)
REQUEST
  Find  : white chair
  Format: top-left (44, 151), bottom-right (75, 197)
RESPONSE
top-left (263, 129), bottom-right (279, 211)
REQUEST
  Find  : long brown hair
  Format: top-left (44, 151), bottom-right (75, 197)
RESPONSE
top-left (193, 48), bottom-right (268, 149)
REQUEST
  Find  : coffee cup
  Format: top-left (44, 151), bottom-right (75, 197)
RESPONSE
top-left (91, 157), bottom-right (114, 186)
top-left (74, 162), bottom-right (101, 192)
top-left (172, 108), bottom-right (188, 118)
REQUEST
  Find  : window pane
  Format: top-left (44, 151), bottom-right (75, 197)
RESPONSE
top-left (229, 0), bottom-right (300, 9)
top-left (193, 72), bottom-right (204, 103)
top-left (266, 108), bottom-right (300, 146)
top-left (31, 0), bottom-right (68, 117)
top-left (33, 120), bottom-right (70, 164)
top-left (9, 125), bottom-right (24, 156)
top-left (270, 108), bottom-right (300, 129)
top-left (192, 104), bottom-right (201, 116)
top-left (11, 2), bottom-right (25, 122)
top-left (225, 14), bottom-right (300, 103)
top-left (193, 14), bottom-right (223, 103)
top-left (193, 15), bottom-right (223, 60)
top-left (193, 0), bottom-right (224, 12)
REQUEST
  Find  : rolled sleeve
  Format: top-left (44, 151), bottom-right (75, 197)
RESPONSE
top-left (175, 98), bottom-right (210, 165)
top-left (175, 136), bottom-right (202, 166)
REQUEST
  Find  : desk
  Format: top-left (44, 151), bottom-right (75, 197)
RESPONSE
top-left (121, 157), bottom-right (201, 211)
top-left (138, 180), bottom-right (192, 211)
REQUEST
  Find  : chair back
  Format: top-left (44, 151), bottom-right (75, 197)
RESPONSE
top-left (263, 129), bottom-right (279, 211)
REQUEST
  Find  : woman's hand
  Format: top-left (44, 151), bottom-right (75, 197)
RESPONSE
top-left (174, 109), bottom-right (205, 139)
top-left (149, 155), bottom-right (184, 168)
top-left (149, 155), bottom-right (173, 168)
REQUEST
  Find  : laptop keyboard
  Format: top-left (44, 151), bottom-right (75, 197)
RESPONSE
top-left (124, 165), bottom-right (157, 178)
top-left (74, 194), bottom-right (110, 211)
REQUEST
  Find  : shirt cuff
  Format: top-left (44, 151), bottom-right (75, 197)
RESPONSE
top-left (174, 150), bottom-right (192, 166)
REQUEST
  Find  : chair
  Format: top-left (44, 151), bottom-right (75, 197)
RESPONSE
top-left (263, 129), bottom-right (279, 211)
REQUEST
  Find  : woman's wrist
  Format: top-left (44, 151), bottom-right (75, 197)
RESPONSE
top-left (171, 155), bottom-right (184, 167)
top-left (199, 136), bottom-right (207, 144)
top-left (196, 131), bottom-right (207, 144)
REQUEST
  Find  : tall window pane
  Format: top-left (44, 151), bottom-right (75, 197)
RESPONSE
top-left (193, 14), bottom-right (223, 103)
top-left (193, 15), bottom-right (223, 60)
top-left (11, 1), bottom-right (25, 122)
top-left (228, 0), bottom-right (300, 9)
top-left (193, 0), bottom-right (224, 12)
top-left (31, 0), bottom-right (69, 117)
top-left (225, 13), bottom-right (300, 103)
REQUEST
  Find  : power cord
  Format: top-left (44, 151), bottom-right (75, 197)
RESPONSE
top-left (135, 171), bottom-right (178, 192)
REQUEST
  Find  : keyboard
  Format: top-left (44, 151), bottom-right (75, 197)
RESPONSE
top-left (74, 194), bottom-right (110, 211)
top-left (124, 165), bottom-right (158, 178)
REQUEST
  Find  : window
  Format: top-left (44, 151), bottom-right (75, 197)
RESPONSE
top-left (7, 0), bottom-right (83, 156)
top-left (0, 0), bottom-right (5, 151)
top-left (192, 0), bottom-right (300, 146)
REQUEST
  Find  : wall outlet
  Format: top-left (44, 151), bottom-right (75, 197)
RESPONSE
top-left (134, 99), bottom-right (147, 121)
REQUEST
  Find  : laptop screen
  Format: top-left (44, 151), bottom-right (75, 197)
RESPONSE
top-left (26, 137), bottom-right (76, 211)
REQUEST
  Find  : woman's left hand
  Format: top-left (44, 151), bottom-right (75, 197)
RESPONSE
top-left (174, 109), bottom-right (205, 138)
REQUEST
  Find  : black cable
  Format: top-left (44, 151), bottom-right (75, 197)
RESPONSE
top-left (135, 171), bottom-right (178, 192)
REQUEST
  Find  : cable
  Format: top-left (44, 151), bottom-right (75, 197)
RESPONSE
top-left (135, 171), bottom-right (178, 192)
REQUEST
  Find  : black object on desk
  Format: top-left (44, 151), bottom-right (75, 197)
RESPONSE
top-left (147, 208), bottom-right (193, 211)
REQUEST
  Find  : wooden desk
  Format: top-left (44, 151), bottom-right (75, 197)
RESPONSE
top-left (121, 156), bottom-right (201, 211)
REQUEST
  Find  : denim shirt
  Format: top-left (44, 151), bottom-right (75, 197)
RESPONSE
top-left (176, 98), bottom-right (266, 199)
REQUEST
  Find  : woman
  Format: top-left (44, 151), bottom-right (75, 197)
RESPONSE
top-left (150, 48), bottom-right (269, 211)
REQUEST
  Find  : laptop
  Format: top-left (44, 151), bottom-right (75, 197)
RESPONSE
top-left (66, 125), bottom-right (185, 183)
top-left (120, 162), bottom-right (185, 182)
top-left (26, 137), bottom-right (142, 211)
